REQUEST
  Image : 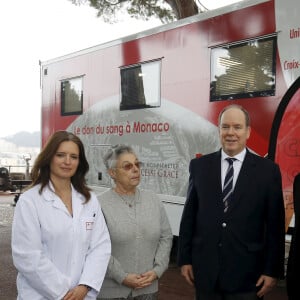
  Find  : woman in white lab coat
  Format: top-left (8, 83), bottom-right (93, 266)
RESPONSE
top-left (11, 131), bottom-right (111, 300)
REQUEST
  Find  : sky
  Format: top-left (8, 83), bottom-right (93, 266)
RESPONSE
top-left (0, 0), bottom-right (240, 138)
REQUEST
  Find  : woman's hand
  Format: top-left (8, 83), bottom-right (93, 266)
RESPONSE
top-left (62, 285), bottom-right (89, 300)
top-left (122, 273), bottom-right (143, 289)
top-left (137, 270), bottom-right (158, 289)
top-left (122, 271), bottom-right (157, 289)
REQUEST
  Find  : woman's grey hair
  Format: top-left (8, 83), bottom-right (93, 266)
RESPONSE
top-left (103, 144), bottom-right (135, 169)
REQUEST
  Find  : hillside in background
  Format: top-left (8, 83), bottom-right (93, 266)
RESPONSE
top-left (1, 131), bottom-right (41, 148)
top-left (0, 132), bottom-right (41, 172)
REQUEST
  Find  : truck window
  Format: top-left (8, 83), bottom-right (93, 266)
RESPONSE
top-left (120, 59), bottom-right (161, 110)
top-left (61, 76), bottom-right (83, 115)
top-left (210, 36), bottom-right (276, 101)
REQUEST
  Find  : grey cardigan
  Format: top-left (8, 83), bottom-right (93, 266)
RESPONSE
top-left (97, 188), bottom-right (173, 299)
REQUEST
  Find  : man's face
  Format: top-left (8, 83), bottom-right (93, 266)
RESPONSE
top-left (219, 107), bottom-right (251, 156)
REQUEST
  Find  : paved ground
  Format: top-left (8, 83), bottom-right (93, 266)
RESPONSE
top-left (0, 194), bottom-right (18, 299)
top-left (0, 194), bottom-right (288, 300)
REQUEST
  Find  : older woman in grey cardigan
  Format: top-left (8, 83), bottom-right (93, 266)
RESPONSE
top-left (97, 144), bottom-right (173, 300)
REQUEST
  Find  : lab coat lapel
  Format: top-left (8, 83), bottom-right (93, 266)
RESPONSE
top-left (42, 183), bottom-right (74, 216)
top-left (42, 185), bottom-right (66, 212)
top-left (71, 187), bottom-right (85, 219)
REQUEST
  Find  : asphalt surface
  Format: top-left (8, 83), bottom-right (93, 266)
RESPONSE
top-left (0, 194), bottom-right (288, 300)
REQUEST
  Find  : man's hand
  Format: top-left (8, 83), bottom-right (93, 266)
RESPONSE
top-left (256, 275), bottom-right (277, 298)
top-left (181, 264), bottom-right (194, 286)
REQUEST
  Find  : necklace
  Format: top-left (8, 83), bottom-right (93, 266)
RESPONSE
top-left (114, 189), bottom-right (139, 208)
top-left (53, 186), bottom-right (73, 215)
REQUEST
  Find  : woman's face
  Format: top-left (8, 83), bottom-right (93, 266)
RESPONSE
top-left (50, 141), bottom-right (80, 181)
top-left (110, 152), bottom-right (141, 192)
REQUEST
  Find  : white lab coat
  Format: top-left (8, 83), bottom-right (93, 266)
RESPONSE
top-left (11, 183), bottom-right (111, 300)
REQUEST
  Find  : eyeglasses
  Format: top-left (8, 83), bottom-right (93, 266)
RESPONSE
top-left (116, 161), bottom-right (144, 171)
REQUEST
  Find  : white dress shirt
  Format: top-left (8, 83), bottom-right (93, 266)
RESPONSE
top-left (221, 148), bottom-right (246, 190)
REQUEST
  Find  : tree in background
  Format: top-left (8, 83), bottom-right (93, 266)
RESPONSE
top-left (69, 0), bottom-right (207, 23)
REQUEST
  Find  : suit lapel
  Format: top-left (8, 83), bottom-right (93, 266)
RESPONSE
top-left (227, 150), bottom-right (257, 213)
top-left (208, 150), bottom-right (222, 191)
top-left (210, 150), bottom-right (223, 212)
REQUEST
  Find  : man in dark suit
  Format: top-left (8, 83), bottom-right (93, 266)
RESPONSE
top-left (177, 104), bottom-right (285, 300)
top-left (286, 173), bottom-right (300, 300)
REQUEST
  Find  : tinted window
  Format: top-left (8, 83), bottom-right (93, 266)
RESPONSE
top-left (210, 36), bottom-right (276, 101)
top-left (120, 60), bottom-right (161, 110)
top-left (61, 77), bottom-right (83, 115)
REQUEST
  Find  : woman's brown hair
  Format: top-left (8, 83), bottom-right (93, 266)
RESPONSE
top-left (30, 131), bottom-right (91, 201)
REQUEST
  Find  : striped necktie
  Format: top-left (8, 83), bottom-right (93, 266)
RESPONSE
top-left (223, 158), bottom-right (236, 213)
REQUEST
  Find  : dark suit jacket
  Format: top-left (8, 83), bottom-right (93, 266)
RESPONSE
top-left (286, 173), bottom-right (300, 300)
top-left (177, 149), bottom-right (285, 293)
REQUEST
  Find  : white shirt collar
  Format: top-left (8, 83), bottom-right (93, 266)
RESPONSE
top-left (221, 148), bottom-right (247, 162)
